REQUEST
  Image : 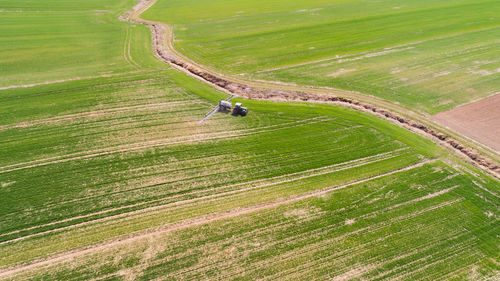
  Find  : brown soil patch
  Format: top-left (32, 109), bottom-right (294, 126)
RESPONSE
top-left (434, 93), bottom-right (500, 152)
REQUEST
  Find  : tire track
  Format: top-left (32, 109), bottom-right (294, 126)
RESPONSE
top-left (0, 100), bottom-right (208, 131)
top-left (123, 27), bottom-right (141, 69)
top-left (0, 116), bottom-right (332, 174)
top-left (255, 26), bottom-right (500, 73)
top-left (167, 190), bottom-right (458, 280)
top-left (0, 146), bottom-right (408, 244)
top-left (0, 71), bottom-right (145, 91)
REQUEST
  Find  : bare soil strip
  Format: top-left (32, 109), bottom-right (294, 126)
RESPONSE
top-left (123, 0), bottom-right (499, 178)
top-left (0, 160), bottom-right (434, 278)
top-left (434, 93), bottom-right (500, 152)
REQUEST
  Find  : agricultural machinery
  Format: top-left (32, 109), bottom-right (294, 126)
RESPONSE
top-left (232, 102), bottom-right (248, 116)
top-left (218, 100), bottom-right (248, 116)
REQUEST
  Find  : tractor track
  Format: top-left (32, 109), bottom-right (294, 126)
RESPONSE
top-left (0, 2), bottom-right (497, 278)
top-left (0, 159), bottom-right (435, 278)
top-left (0, 100), bottom-right (208, 131)
top-left (121, 0), bottom-right (499, 178)
top-left (0, 116), bottom-right (331, 174)
top-left (0, 70), bottom-right (145, 91)
top-left (255, 25), bottom-right (500, 73)
top-left (0, 147), bottom-right (408, 245)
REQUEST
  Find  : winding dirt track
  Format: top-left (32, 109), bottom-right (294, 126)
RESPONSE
top-left (122, 0), bottom-right (499, 178)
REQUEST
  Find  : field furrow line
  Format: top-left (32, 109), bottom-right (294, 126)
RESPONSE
top-left (385, 237), bottom-right (479, 280)
top-left (221, 197), bottom-right (460, 279)
top-left (303, 216), bottom-right (469, 280)
top-left (204, 204), bottom-right (453, 280)
top-left (0, 134), bottom-right (379, 225)
top-left (0, 160), bottom-right (435, 278)
top-left (472, 180), bottom-right (500, 199)
top-left (0, 116), bottom-right (332, 174)
top-left (365, 229), bottom-right (472, 280)
top-left (0, 101), bottom-right (209, 131)
top-left (0, 146), bottom-right (409, 243)
top-left (0, 71), bottom-right (146, 91)
top-left (255, 26), bottom-right (500, 73)
top-left (124, 212), bottom-right (314, 278)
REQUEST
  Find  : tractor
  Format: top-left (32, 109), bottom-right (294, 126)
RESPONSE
top-left (232, 102), bottom-right (248, 116)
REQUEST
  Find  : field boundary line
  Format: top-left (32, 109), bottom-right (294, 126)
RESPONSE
top-left (0, 159), bottom-right (435, 278)
top-left (121, 0), bottom-right (499, 178)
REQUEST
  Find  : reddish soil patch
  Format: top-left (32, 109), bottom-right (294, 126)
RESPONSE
top-left (434, 94), bottom-right (500, 152)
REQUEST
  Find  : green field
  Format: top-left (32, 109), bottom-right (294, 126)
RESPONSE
top-left (0, 0), bottom-right (165, 88)
top-left (1, 68), bottom-right (499, 280)
top-left (0, 0), bottom-right (499, 280)
top-left (143, 0), bottom-right (500, 113)
top-left (251, 27), bottom-right (500, 114)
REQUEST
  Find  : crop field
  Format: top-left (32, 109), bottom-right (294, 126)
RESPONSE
top-left (0, 0), bottom-right (499, 280)
top-left (252, 27), bottom-right (500, 114)
top-left (1, 70), bottom-right (499, 279)
top-left (143, 0), bottom-right (500, 113)
top-left (0, 0), bottom-right (165, 88)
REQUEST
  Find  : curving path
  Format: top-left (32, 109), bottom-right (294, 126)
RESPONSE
top-left (122, 0), bottom-right (499, 178)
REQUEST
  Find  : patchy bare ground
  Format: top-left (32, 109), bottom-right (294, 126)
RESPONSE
top-left (434, 93), bottom-right (500, 152)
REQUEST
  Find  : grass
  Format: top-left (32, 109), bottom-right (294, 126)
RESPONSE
top-left (0, 0), bottom-right (498, 279)
top-left (142, 0), bottom-right (500, 113)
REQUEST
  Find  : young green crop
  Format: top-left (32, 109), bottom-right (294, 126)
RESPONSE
top-left (143, 0), bottom-right (500, 113)
top-left (5, 161), bottom-right (499, 280)
top-left (0, 0), bottom-right (165, 88)
top-left (251, 27), bottom-right (500, 114)
top-left (0, 0), bottom-right (498, 279)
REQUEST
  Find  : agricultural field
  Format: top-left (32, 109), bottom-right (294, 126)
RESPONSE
top-left (1, 68), bottom-right (499, 280)
top-left (0, 0), bottom-right (164, 88)
top-left (0, 0), bottom-right (499, 280)
top-left (143, 0), bottom-right (500, 114)
top-left (251, 27), bottom-right (500, 114)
